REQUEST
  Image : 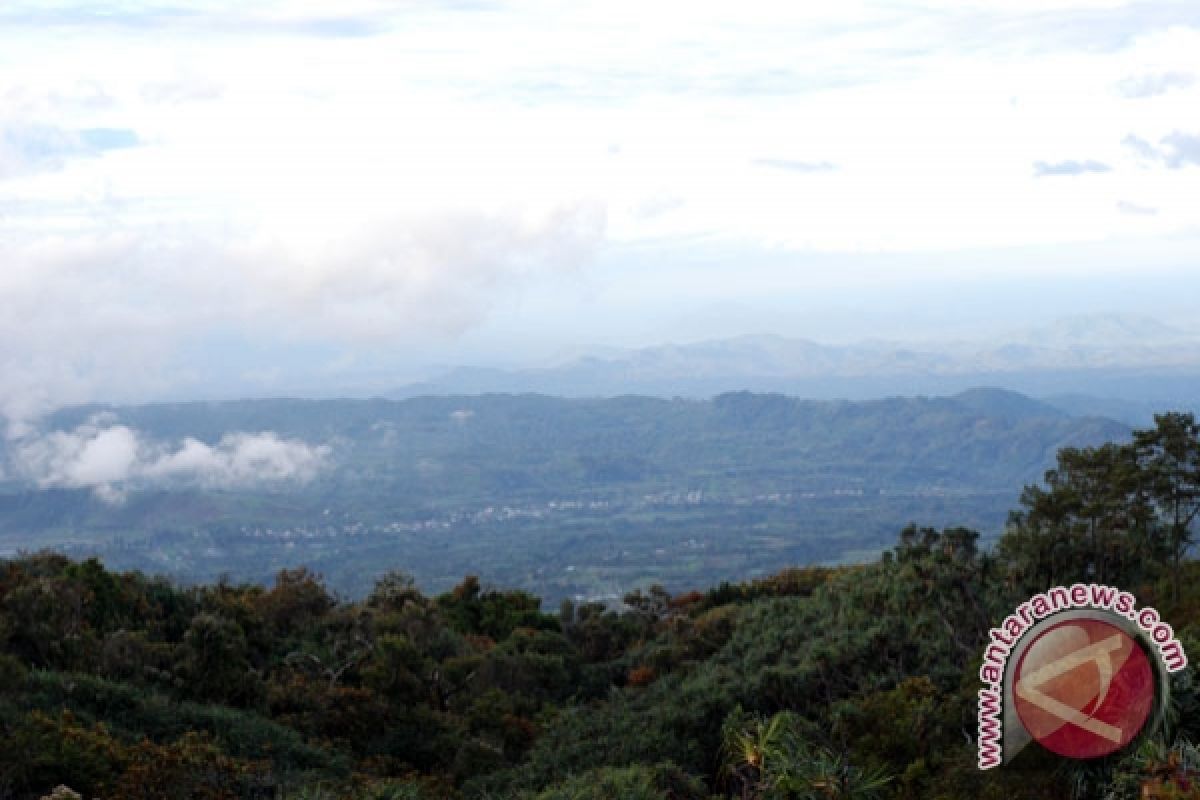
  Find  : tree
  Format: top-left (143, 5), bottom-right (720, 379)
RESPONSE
top-left (175, 612), bottom-right (262, 707)
top-left (1135, 412), bottom-right (1200, 600)
top-left (1001, 442), bottom-right (1163, 590)
top-left (258, 567), bottom-right (336, 639)
top-left (361, 634), bottom-right (426, 706)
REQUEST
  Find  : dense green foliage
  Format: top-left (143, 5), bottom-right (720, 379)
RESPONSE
top-left (1, 413), bottom-right (1198, 799)
top-left (0, 390), bottom-right (1126, 604)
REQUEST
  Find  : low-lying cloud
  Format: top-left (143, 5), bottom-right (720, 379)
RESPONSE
top-left (10, 415), bottom-right (330, 502)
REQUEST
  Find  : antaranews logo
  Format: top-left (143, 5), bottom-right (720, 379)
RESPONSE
top-left (977, 583), bottom-right (1188, 769)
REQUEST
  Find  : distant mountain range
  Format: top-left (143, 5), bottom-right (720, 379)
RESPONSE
top-left (395, 315), bottom-right (1200, 423)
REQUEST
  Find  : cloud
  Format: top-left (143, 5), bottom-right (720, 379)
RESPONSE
top-left (752, 158), bottom-right (837, 173)
top-left (78, 127), bottom-right (140, 150)
top-left (10, 415), bottom-right (330, 501)
top-left (0, 123), bottom-right (140, 179)
top-left (0, 203), bottom-right (604, 426)
top-left (0, 5), bottom-right (390, 39)
top-left (141, 431), bottom-right (330, 486)
top-left (1122, 133), bottom-right (1160, 160)
top-left (1160, 132), bottom-right (1200, 169)
top-left (140, 76), bottom-right (225, 104)
top-left (1032, 159), bottom-right (1111, 177)
top-left (1117, 200), bottom-right (1157, 216)
top-left (275, 16), bottom-right (384, 39)
top-left (1122, 131), bottom-right (1200, 168)
top-left (245, 204), bottom-right (608, 340)
top-left (633, 195), bottom-right (685, 220)
top-left (16, 418), bottom-right (139, 490)
top-left (1116, 71), bottom-right (1195, 98)
top-left (1, 124), bottom-right (78, 178)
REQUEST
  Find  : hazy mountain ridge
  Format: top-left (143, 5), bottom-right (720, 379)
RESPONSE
top-left (395, 315), bottom-right (1200, 407)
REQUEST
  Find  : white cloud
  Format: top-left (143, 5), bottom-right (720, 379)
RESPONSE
top-left (10, 415), bottom-right (330, 501)
top-left (141, 431), bottom-right (330, 486)
top-left (16, 419), bottom-right (139, 489)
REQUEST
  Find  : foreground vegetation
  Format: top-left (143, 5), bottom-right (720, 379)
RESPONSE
top-left (1, 413), bottom-right (1198, 799)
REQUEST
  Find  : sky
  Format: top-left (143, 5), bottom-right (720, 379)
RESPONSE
top-left (2, 0), bottom-right (1200, 418)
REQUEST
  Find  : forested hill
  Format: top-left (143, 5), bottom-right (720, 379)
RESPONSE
top-left (1, 411), bottom-right (1198, 799)
top-left (22, 388), bottom-right (1126, 497)
top-left (1, 389), bottom-right (1128, 602)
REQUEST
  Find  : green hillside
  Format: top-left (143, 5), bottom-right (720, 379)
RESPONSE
top-left (1, 391), bottom-right (1127, 603)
